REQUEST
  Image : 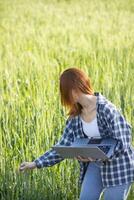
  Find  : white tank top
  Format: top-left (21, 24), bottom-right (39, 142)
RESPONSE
top-left (80, 116), bottom-right (100, 138)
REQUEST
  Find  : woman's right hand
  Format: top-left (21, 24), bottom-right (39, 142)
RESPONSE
top-left (75, 156), bottom-right (96, 162)
top-left (19, 161), bottom-right (37, 172)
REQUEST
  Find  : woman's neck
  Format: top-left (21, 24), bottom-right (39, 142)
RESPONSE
top-left (79, 95), bottom-right (97, 115)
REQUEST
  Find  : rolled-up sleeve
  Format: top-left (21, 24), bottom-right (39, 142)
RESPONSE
top-left (34, 117), bottom-right (74, 168)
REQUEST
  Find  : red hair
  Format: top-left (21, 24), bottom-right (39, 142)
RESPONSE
top-left (59, 67), bottom-right (94, 118)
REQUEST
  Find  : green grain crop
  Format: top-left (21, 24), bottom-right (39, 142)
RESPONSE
top-left (0, 0), bottom-right (134, 199)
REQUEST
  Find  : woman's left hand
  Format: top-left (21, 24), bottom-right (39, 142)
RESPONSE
top-left (75, 155), bottom-right (96, 162)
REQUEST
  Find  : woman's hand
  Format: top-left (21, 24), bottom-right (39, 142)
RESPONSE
top-left (19, 161), bottom-right (37, 172)
top-left (75, 156), bottom-right (96, 162)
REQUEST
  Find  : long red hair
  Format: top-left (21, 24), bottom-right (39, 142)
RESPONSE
top-left (59, 67), bottom-right (94, 118)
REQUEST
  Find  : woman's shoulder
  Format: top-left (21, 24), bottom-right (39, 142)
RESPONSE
top-left (65, 115), bottom-right (74, 125)
top-left (100, 95), bottom-right (132, 127)
top-left (65, 114), bottom-right (80, 127)
top-left (98, 93), bottom-right (119, 114)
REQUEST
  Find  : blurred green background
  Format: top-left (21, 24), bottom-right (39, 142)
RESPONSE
top-left (0, 0), bottom-right (134, 199)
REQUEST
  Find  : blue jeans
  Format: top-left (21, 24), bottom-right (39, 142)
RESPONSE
top-left (79, 161), bottom-right (132, 200)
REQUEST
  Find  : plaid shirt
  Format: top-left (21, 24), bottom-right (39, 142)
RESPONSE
top-left (34, 92), bottom-right (134, 188)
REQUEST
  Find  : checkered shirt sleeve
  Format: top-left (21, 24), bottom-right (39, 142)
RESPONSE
top-left (34, 117), bottom-right (74, 168)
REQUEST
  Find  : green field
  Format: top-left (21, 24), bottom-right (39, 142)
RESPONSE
top-left (0, 0), bottom-right (134, 199)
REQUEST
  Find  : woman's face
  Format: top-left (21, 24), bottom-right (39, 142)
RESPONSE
top-left (71, 89), bottom-right (82, 104)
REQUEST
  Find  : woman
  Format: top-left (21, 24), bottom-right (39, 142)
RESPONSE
top-left (19, 67), bottom-right (134, 200)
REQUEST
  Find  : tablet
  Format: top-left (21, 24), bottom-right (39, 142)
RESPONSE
top-left (52, 145), bottom-right (109, 160)
top-left (52, 137), bottom-right (118, 160)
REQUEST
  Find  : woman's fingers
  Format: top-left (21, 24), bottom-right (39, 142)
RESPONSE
top-left (75, 156), bottom-right (95, 162)
top-left (19, 162), bottom-right (36, 172)
top-left (20, 162), bottom-right (26, 167)
top-left (75, 156), bottom-right (81, 161)
top-left (19, 162), bottom-right (28, 171)
top-left (77, 156), bottom-right (90, 161)
top-left (19, 165), bottom-right (26, 171)
top-left (88, 157), bottom-right (94, 161)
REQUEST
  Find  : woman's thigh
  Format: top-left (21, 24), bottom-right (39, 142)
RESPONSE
top-left (79, 161), bottom-right (104, 200)
top-left (104, 182), bottom-right (132, 200)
